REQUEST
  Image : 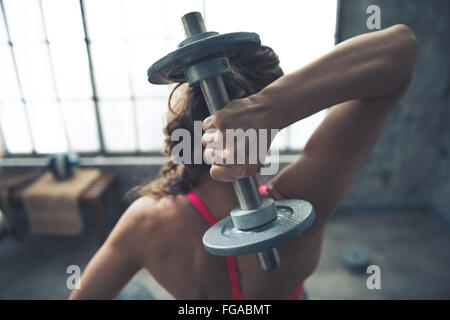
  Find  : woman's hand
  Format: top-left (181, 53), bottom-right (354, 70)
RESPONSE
top-left (201, 96), bottom-right (277, 182)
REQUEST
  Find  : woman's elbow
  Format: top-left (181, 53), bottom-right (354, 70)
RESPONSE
top-left (389, 24), bottom-right (420, 80)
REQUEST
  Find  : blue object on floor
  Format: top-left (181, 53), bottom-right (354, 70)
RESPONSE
top-left (300, 287), bottom-right (309, 300)
top-left (341, 249), bottom-right (371, 273)
top-left (115, 280), bottom-right (154, 300)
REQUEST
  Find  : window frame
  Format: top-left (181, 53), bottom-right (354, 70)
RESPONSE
top-left (0, 0), bottom-right (339, 159)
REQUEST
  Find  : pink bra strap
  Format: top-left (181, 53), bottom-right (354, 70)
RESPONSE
top-left (227, 256), bottom-right (244, 300)
top-left (187, 191), bottom-right (218, 226)
top-left (187, 186), bottom-right (306, 300)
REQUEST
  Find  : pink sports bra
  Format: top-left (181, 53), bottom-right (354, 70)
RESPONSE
top-left (186, 185), bottom-right (304, 300)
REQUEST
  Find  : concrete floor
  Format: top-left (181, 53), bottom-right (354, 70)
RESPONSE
top-left (307, 211), bottom-right (450, 299)
top-left (1, 210), bottom-right (449, 300)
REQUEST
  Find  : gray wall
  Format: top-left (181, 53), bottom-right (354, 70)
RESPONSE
top-left (336, 0), bottom-right (450, 222)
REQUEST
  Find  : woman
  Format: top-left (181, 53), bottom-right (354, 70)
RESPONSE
top-left (69, 24), bottom-right (418, 300)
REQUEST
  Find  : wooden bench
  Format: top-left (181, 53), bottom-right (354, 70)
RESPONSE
top-left (0, 171), bottom-right (123, 245)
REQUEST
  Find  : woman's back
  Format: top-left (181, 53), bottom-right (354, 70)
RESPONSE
top-left (134, 178), bottom-right (323, 299)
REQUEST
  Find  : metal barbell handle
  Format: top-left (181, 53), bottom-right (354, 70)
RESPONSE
top-left (181, 12), bottom-right (280, 271)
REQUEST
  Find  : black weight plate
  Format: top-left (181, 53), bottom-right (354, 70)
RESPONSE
top-left (202, 199), bottom-right (315, 256)
top-left (147, 32), bottom-right (260, 84)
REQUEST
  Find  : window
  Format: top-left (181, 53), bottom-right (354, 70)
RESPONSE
top-left (0, 0), bottom-right (337, 155)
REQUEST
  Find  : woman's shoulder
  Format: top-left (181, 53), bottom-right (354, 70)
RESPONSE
top-left (114, 195), bottom-right (194, 258)
top-left (107, 197), bottom-right (164, 249)
top-left (119, 195), bottom-right (193, 237)
top-left (122, 196), bottom-right (174, 231)
top-left (121, 196), bottom-right (161, 230)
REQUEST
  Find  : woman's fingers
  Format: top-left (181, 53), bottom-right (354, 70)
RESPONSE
top-left (210, 165), bottom-right (238, 182)
top-left (210, 164), bottom-right (260, 181)
top-left (202, 115), bottom-right (217, 131)
top-left (201, 128), bottom-right (220, 147)
top-left (203, 125), bottom-right (265, 181)
top-left (203, 147), bottom-right (216, 164)
top-left (204, 146), bottom-right (232, 165)
top-left (201, 98), bottom-right (269, 182)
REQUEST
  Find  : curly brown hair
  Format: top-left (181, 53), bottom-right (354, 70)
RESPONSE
top-left (134, 45), bottom-right (283, 199)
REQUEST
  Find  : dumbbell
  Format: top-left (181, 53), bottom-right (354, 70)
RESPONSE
top-left (147, 12), bottom-right (315, 271)
top-left (47, 153), bottom-right (80, 180)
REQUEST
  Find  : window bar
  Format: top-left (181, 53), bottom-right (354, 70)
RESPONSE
top-left (129, 95), bottom-right (140, 153)
top-left (0, 120), bottom-right (8, 155)
top-left (79, 0), bottom-right (106, 154)
top-left (38, 0), bottom-right (72, 152)
top-left (335, 0), bottom-right (343, 45)
top-left (0, 0), bottom-right (37, 155)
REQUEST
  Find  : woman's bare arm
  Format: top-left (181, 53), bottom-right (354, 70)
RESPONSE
top-left (252, 24), bottom-right (419, 130)
top-left (202, 24), bottom-right (419, 225)
top-left (68, 197), bottom-right (157, 299)
top-left (269, 81), bottom-right (413, 226)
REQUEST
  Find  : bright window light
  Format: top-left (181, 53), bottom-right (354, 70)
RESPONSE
top-left (90, 42), bottom-right (131, 99)
top-left (127, 42), bottom-right (171, 99)
top-left (27, 101), bottom-right (68, 153)
top-left (2, 0), bottom-right (45, 44)
top-left (41, 0), bottom-right (86, 43)
top-left (98, 99), bottom-right (137, 152)
top-left (206, 0), bottom-right (337, 150)
top-left (0, 3), bottom-right (8, 44)
top-left (13, 44), bottom-right (56, 101)
top-left (41, 0), bottom-right (92, 100)
top-left (121, 0), bottom-right (167, 41)
top-left (0, 102), bottom-right (33, 153)
top-left (0, 0), bottom-right (337, 155)
top-left (135, 98), bottom-right (166, 152)
top-left (0, 46), bottom-right (21, 101)
top-left (61, 101), bottom-right (99, 152)
top-left (83, 0), bottom-right (126, 43)
top-left (49, 43), bottom-right (93, 100)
